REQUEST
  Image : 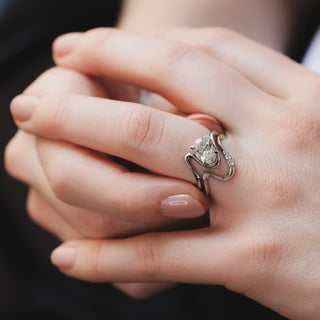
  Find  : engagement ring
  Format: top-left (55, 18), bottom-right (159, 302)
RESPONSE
top-left (185, 131), bottom-right (235, 194)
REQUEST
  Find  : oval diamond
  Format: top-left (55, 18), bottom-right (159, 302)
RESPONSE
top-left (201, 149), bottom-right (218, 166)
top-left (191, 135), bottom-right (218, 167)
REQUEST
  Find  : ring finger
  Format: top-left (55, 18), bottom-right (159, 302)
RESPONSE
top-left (11, 93), bottom-right (238, 188)
top-left (35, 137), bottom-right (208, 223)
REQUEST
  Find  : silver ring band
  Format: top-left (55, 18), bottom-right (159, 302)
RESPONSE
top-left (185, 131), bottom-right (235, 194)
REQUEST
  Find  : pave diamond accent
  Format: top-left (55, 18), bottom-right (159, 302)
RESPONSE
top-left (191, 135), bottom-right (218, 167)
top-left (223, 150), bottom-right (235, 167)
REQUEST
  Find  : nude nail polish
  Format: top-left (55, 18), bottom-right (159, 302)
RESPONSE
top-left (51, 247), bottom-right (76, 269)
top-left (53, 33), bottom-right (82, 57)
top-left (161, 194), bottom-right (205, 218)
top-left (10, 94), bottom-right (39, 122)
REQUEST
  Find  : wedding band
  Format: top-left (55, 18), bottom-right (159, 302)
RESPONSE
top-left (185, 131), bottom-right (235, 194)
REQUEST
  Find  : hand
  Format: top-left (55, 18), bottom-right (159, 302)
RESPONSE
top-left (19, 27), bottom-right (320, 319)
top-left (5, 67), bottom-right (209, 298)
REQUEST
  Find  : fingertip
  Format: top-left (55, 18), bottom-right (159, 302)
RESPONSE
top-left (51, 242), bottom-right (78, 269)
top-left (10, 94), bottom-right (39, 122)
top-left (52, 32), bottom-right (83, 58)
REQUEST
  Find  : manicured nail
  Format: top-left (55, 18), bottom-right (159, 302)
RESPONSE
top-left (51, 246), bottom-right (76, 269)
top-left (187, 114), bottom-right (219, 131)
top-left (161, 194), bottom-right (205, 218)
top-left (53, 33), bottom-right (82, 57)
top-left (10, 94), bottom-right (39, 122)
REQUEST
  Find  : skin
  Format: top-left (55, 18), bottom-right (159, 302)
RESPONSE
top-left (8, 28), bottom-right (320, 319)
top-left (5, 67), bottom-right (213, 298)
top-left (119, 0), bottom-right (298, 52)
top-left (5, 0), bottom-right (302, 299)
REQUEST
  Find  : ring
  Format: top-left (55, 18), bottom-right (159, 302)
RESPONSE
top-left (185, 131), bottom-right (235, 194)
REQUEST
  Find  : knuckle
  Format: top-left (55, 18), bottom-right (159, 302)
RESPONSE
top-left (84, 27), bottom-right (113, 39)
top-left (108, 174), bottom-right (150, 223)
top-left (248, 227), bottom-right (285, 281)
top-left (35, 67), bottom-right (88, 88)
top-left (35, 66), bottom-right (60, 80)
top-left (276, 108), bottom-right (320, 150)
top-left (119, 106), bottom-right (164, 153)
top-left (46, 163), bottom-right (71, 203)
top-left (135, 234), bottom-right (160, 278)
top-left (298, 113), bottom-right (320, 141)
top-left (115, 283), bottom-right (159, 300)
top-left (145, 27), bottom-right (171, 38)
top-left (303, 75), bottom-right (320, 100)
top-left (4, 132), bottom-right (30, 180)
top-left (228, 228), bottom-right (286, 294)
top-left (205, 28), bottom-right (239, 45)
top-left (88, 240), bottom-right (106, 277)
top-left (78, 213), bottom-right (109, 239)
top-left (49, 94), bottom-right (71, 133)
top-left (110, 188), bottom-right (132, 220)
top-left (255, 161), bottom-right (302, 210)
top-left (25, 67), bottom-right (59, 91)
top-left (83, 27), bottom-right (116, 57)
top-left (120, 285), bottom-right (151, 300)
top-left (37, 94), bottom-right (72, 136)
top-left (158, 41), bottom-right (195, 70)
top-left (4, 137), bottom-right (20, 178)
top-left (26, 191), bottom-right (42, 225)
top-left (230, 228), bottom-right (285, 294)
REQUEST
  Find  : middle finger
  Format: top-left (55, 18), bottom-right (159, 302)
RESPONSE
top-left (11, 93), bottom-right (228, 184)
top-left (53, 28), bottom-right (265, 130)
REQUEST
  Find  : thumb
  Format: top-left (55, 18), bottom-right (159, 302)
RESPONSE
top-left (50, 229), bottom-right (235, 284)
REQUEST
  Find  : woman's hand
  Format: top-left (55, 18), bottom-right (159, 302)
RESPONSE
top-left (5, 67), bottom-right (210, 299)
top-left (15, 27), bottom-right (320, 319)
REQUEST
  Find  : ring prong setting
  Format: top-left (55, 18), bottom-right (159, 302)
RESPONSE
top-left (185, 131), bottom-right (235, 194)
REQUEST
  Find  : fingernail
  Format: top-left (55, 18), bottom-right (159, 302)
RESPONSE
top-left (161, 194), bottom-right (205, 218)
top-left (51, 246), bottom-right (76, 269)
top-left (53, 33), bottom-right (82, 57)
top-left (10, 94), bottom-right (39, 122)
top-left (187, 114), bottom-right (219, 131)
